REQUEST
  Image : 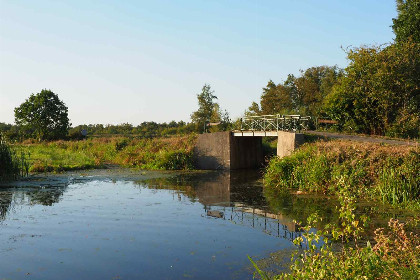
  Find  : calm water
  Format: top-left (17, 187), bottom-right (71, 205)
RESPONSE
top-left (0, 169), bottom-right (410, 280)
top-left (0, 170), bottom-right (301, 280)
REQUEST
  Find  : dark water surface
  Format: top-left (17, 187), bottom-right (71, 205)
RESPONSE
top-left (0, 170), bottom-right (299, 280)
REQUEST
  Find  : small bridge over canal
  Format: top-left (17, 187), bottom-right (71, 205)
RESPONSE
top-left (194, 115), bottom-right (311, 170)
top-left (194, 114), bottom-right (416, 170)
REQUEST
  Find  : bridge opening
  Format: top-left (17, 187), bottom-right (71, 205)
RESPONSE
top-left (262, 136), bottom-right (278, 162)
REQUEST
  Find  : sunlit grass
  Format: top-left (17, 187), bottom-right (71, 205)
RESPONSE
top-left (264, 140), bottom-right (419, 209)
top-left (16, 135), bottom-right (197, 172)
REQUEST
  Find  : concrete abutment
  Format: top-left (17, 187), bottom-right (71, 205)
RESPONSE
top-left (194, 131), bottom-right (304, 170)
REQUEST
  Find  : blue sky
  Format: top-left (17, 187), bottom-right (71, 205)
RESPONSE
top-left (1, 0), bottom-right (397, 125)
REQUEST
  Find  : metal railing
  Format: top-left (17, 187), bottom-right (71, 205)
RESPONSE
top-left (240, 114), bottom-right (311, 132)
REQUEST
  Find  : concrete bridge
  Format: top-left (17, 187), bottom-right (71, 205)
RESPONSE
top-left (194, 130), bottom-right (304, 170)
top-left (194, 114), bottom-right (417, 170)
top-left (195, 115), bottom-right (312, 170)
top-left (194, 114), bottom-right (313, 169)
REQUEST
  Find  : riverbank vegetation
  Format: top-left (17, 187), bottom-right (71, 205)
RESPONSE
top-left (16, 135), bottom-right (196, 172)
top-left (264, 140), bottom-right (419, 209)
top-left (0, 136), bottom-right (29, 181)
top-left (252, 188), bottom-right (420, 280)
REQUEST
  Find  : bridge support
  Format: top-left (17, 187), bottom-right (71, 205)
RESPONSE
top-left (277, 131), bottom-right (305, 158)
top-left (194, 131), bottom-right (305, 170)
top-left (194, 132), bottom-right (263, 170)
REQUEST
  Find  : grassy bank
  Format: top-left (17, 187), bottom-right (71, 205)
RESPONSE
top-left (264, 140), bottom-right (419, 209)
top-left (16, 135), bottom-right (197, 172)
top-left (0, 137), bottom-right (29, 180)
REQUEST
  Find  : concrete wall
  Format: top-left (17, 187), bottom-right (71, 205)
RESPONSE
top-left (194, 131), bottom-right (304, 169)
top-left (277, 131), bottom-right (305, 158)
top-left (194, 132), bottom-right (231, 170)
top-left (194, 132), bottom-right (263, 170)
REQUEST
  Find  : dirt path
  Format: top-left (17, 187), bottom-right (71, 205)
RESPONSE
top-left (305, 131), bottom-right (419, 146)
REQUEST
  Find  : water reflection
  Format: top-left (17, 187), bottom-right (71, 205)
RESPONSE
top-left (141, 170), bottom-right (409, 238)
top-left (0, 186), bottom-right (67, 221)
top-left (143, 171), bottom-right (303, 241)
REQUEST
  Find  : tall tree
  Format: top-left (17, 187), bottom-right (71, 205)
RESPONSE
top-left (392, 0), bottom-right (420, 43)
top-left (14, 89), bottom-right (70, 140)
top-left (191, 84), bottom-right (219, 130)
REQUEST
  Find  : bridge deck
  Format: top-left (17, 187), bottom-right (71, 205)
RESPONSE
top-left (232, 131), bottom-right (278, 137)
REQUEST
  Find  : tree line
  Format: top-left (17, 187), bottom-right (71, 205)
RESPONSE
top-left (0, 83), bottom-right (232, 141)
top-left (245, 0), bottom-right (419, 138)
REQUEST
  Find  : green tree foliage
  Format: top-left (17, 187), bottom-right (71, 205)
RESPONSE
top-left (14, 89), bottom-right (70, 141)
top-left (286, 66), bottom-right (342, 116)
top-left (392, 0), bottom-right (420, 43)
top-left (324, 40), bottom-right (420, 137)
top-left (244, 101), bottom-right (261, 116)
top-left (250, 66), bottom-right (341, 117)
top-left (68, 121), bottom-right (195, 139)
top-left (191, 84), bottom-right (218, 126)
top-left (190, 84), bottom-right (231, 132)
top-left (260, 80), bottom-right (293, 115)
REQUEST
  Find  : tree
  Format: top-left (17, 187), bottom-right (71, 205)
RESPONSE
top-left (191, 84), bottom-right (219, 129)
top-left (323, 41), bottom-right (420, 138)
top-left (291, 66), bottom-right (342, 116)
top-left (244, 101), bottom-right (261, 116)
top-left (392, 0), bottom-right (420, 43)
top-left (14, 89), bottom-right (70, 140)
top-left (256, 67), bottom-right (341, 117)
top-left (260, 80), bottom-right (293, 115)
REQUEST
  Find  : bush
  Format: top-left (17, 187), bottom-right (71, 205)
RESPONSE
top-left (158, 150), bottom-right (194, 170)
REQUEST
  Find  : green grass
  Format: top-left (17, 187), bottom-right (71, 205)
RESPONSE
top-left (264, 140), bottom-right (419, 209)
top-left (0, 137), bottom-right (29, 180)
top-left (16, 135), bottom-right (197, 172)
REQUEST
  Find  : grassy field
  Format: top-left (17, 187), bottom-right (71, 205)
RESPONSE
top-left (15, 135), bottom-right (197, 172)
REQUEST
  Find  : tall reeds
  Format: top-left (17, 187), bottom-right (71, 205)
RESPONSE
top-left (0, 135), bottom-right (29, 181)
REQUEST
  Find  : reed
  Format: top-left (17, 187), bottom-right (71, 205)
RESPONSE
top-left (0, 135), bottom-right (29, 180)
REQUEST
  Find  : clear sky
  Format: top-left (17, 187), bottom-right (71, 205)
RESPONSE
top-left (0, 0), bottom-right (397, 125)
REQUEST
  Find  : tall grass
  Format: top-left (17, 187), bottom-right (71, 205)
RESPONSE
top-left (17, 134), bottom-right (197, 172)
top-left (264, 140), bottom-right (419, 208)
top-left (0, 136), bottom-right (29, 180)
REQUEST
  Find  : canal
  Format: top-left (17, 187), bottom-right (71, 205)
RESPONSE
top-left (0, 169), bottom-right (409, 279)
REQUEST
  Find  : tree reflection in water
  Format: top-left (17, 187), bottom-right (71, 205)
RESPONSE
top-left (0, 186), bottom-right (67, 221)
